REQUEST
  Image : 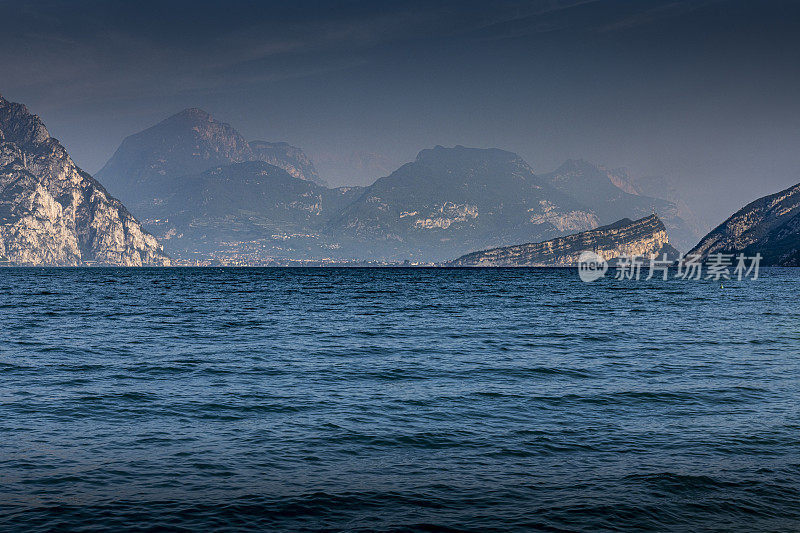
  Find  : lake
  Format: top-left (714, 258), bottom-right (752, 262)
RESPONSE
top-left (1, 267), bottom-right (798, 531)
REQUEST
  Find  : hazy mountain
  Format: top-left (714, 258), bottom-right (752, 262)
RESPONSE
top-left (615, 172), bottom-right (710, 245)
top-left (142, 161), bottom-right (362, 262)
top-left (96, 108), bottom-right (323, 215)
top-left (0, 94), bottom-right (169, 265)
top-left (93, 110), bottom-right (703, 264)
top-left (326, 146), bottom-right (600, 262)
top-left (689, 182), bottom-right (800, 266)
top-left (540, 160), bottom-right (701, 252)
top-left (249, 141), bottom-right (323, 186)
top-left (605, 167), bottom-right (642, 195)
top-left (450, 215), bottom-right (679, 266)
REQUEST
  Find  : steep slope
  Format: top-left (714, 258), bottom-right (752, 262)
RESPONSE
top-left (249, 141), bottom-right (323, 185)
top-left (0, 94), bottom-right (169, 266)
top-left (540, 160), bottom-right (699, 251)
top-left (142, 161), bottom-right (362, 262)
top-left (450, 215), bottom-right (678, 266)
top-left (96, 108), bottom-right (323, 214)
top-left (327, 146), bottom-right (600, 262)
top-left (688, 182), bottom-right (800, 266)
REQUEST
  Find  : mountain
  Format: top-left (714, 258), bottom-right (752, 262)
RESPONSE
top-left (96, 108), bottom-right (323, 215)
top-left (688, 182), bottom-right (800, 266)
top-left (326, 146), bottom-right (601, 262)
top-left (539, 160), bottom-right (700, 252)
top-left (0, 94), bottom-right (169, 266)
top-left (325, 147), bottom-right (700, 262)
top-left (140, 161), bottom-right (362, 263)
top-left (449, 215), bottom-right (678, 267)
top-left (95, 121), bottom-right (701, 263)
top-left (249, 141), bottom-right (323, 185)
top-left (618, 173), bottom-right (710, 244)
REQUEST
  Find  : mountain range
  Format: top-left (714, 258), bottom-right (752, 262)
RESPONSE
top-left (13, 95), bottom-right (799, 267)
top-left (325, 146), bottom-right (601, 262)
top-left (88, 109), bottom-right (705, 263)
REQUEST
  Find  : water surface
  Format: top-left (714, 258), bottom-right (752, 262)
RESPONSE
top-left (1, 268), bottom-right (799, 531)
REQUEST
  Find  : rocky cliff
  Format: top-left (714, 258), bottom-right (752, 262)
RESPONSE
top-left (688, 182), bottom-right (800, 266)
top-left (449, 215), bottom-right (677, 266)
top-left (0, 94), bottom-right (169, 266)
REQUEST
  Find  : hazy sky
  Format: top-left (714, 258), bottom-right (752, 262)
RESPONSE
top-left (1, 0), bottom-right (799, 225)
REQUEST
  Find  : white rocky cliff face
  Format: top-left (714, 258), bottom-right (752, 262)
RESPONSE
top-left (450, 215), bottom-right (678, 266)
top-left (0, 94), bottom-right (170, 265)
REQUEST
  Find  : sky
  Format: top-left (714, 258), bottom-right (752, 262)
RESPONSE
top-left (1, 0), bottom-right (799, 226)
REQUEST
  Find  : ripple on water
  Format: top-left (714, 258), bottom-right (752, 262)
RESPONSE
top-left (0, 267), bottom-right (799, 531)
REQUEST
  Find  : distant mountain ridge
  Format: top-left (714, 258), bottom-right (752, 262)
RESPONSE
top-left (539, 159), bottom-right (701, 252)
top-left (689, 182), bottom-right (800, 266)
top-left (324, 147), bottom-right (702, 261)
top-left (7, 95), bottom-right (795, 267)
top-left (449, 215), bottom-right (678, 266)
top-left (94, 106), bottom-right (702, 264)
top-left (249, 141), bottom-right (323, 185)
top-left (0, 94), bottom-right (169, 265)
top-left (145, 161), bottom-right (361, 262)
top-left (326, 146), bottom-right (601, 262)
top-left (607, 170), bottom-right (710, 246)
top-left (96, 108), bottom-right (323, 216)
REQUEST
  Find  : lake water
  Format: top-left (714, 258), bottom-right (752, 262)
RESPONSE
top-left (1, 268), bottom-right (799, 531)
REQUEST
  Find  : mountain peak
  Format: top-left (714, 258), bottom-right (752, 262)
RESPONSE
top-left (414, 145), bottom-right (521, 164)
top-left (97, 108), bottom-right (325, 210)
top-left (144, 108), bottom-right (219, 131)
top-left (96, 107), bottom-right (251, 208)
top-left (0, 94), bottom-right (52, 147)
top-left (175, 107), bottom-right (213, 120)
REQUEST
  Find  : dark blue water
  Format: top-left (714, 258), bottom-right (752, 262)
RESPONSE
top-left (1, 268), bottom-right (799, 532)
